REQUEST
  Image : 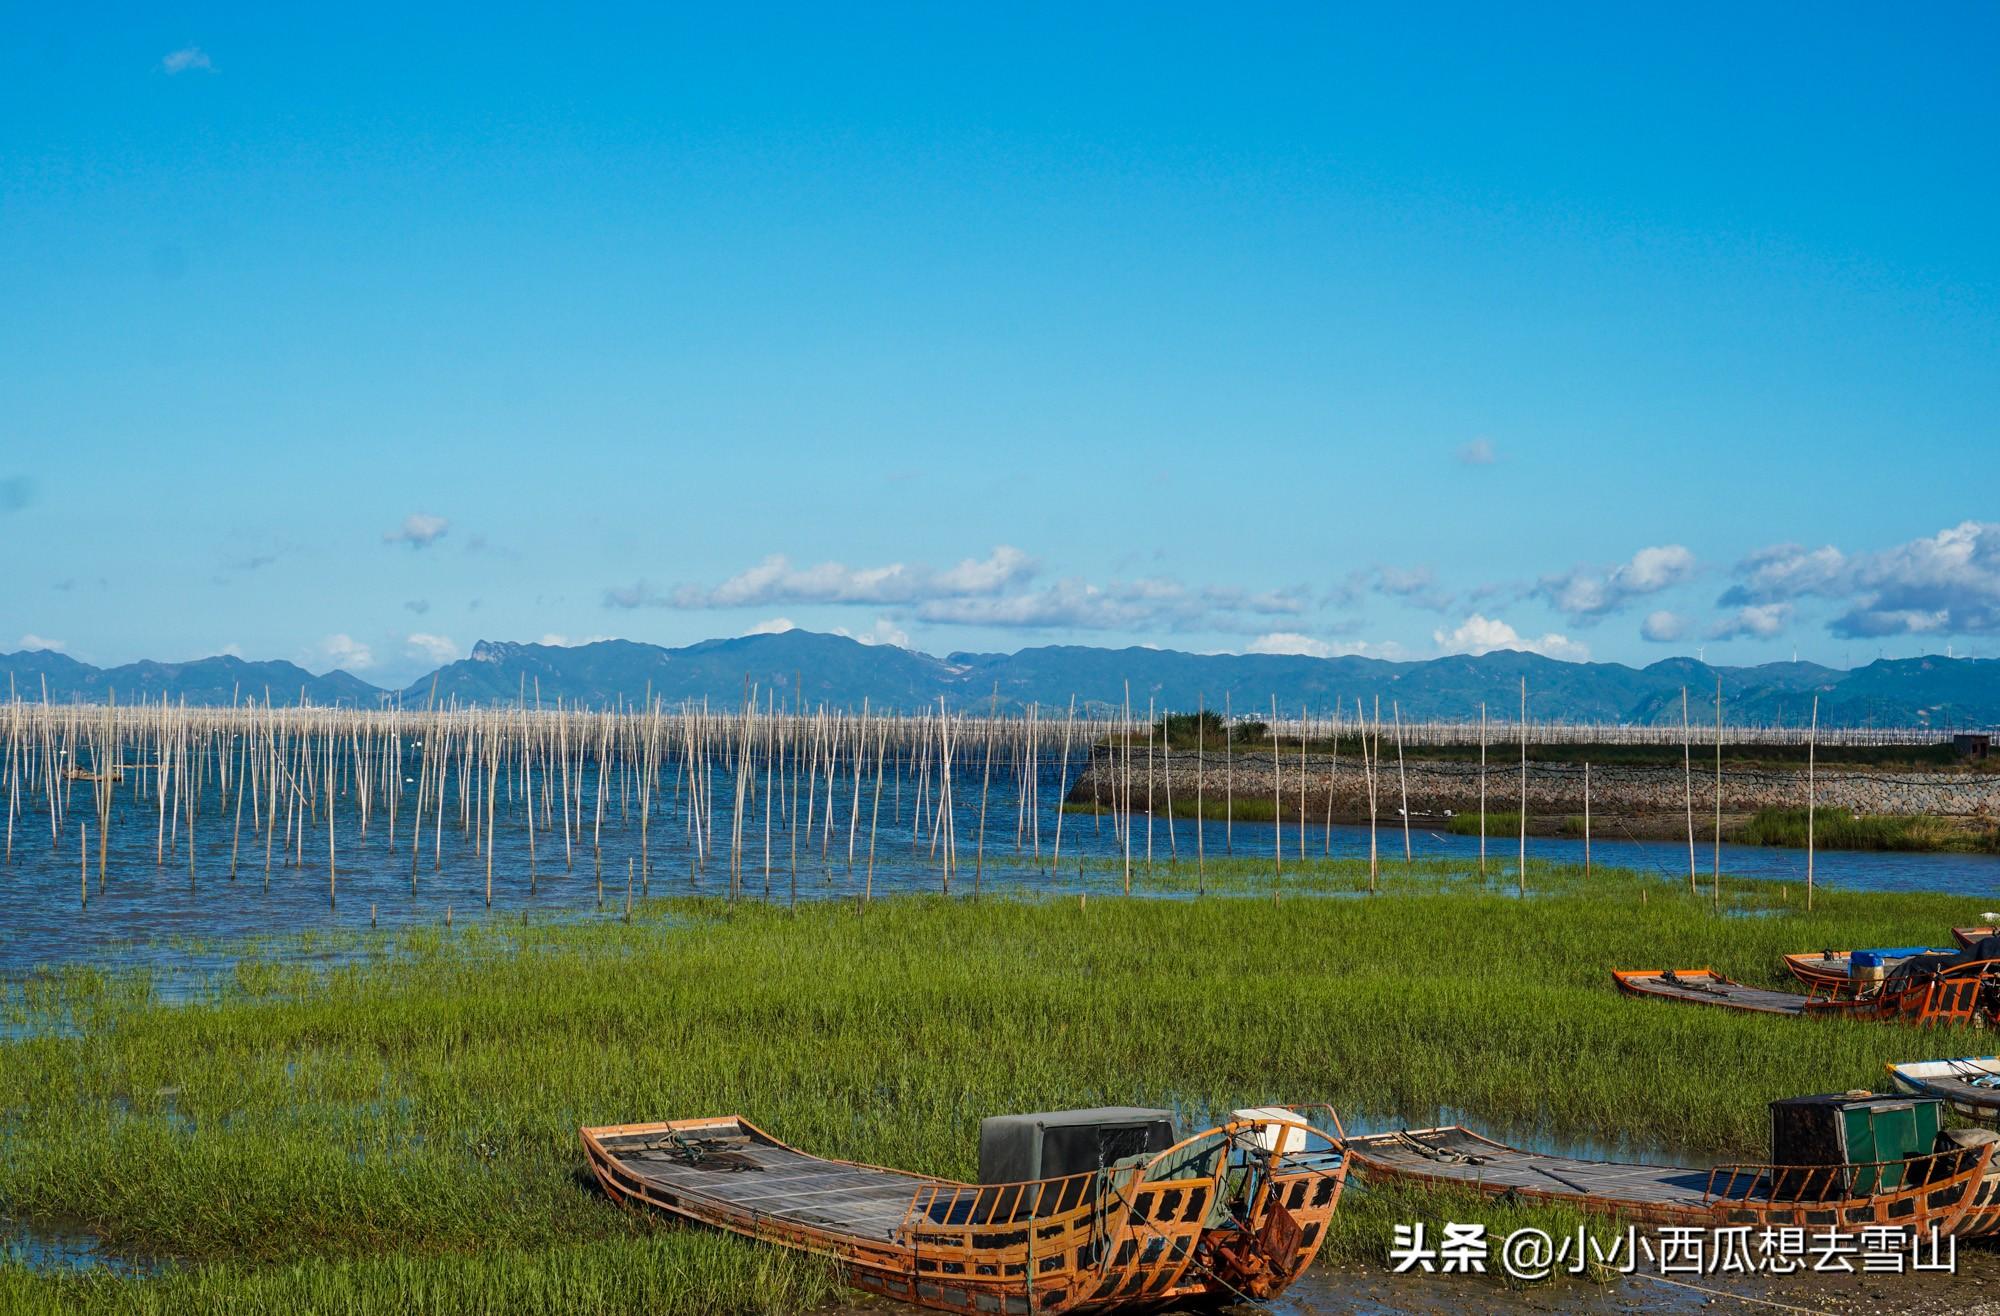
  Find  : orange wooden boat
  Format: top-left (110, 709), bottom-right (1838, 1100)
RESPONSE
top-left (1783, 947), bottom-right (1951, 990)
top-left (581, 1106), bottom-right (1347, 1314)
top-left (1614, 963), bottom-right (2000, 1027)
top-left (1344, 1113), bottom-right (2000, 1238)
top-left (1956, 926), bottom-right (1997, 950)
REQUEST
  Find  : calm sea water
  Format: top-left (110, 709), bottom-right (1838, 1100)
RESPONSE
top-left (2, 755), bottom-right (1996, 980)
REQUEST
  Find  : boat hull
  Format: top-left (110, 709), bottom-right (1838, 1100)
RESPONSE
top-left (1345, 1126), bottom-right (2000, 1238)
top-left (582, 1111), bottom-right (1347, 1315)
top-left (1615, 966), bottom-right (1992, 1028)
top-left (1888, 1058), bottom-right (2000, 1124)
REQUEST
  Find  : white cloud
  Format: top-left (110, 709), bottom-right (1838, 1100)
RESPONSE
top-left (218, 642), bottom-right (244, 657)
top-left (1456, 436), bottom-right (1497, 465)
top-left (1247, 632), bottom-right (1336, 658)
top-left (1720, 543), bottom-right (1847, 607)
top-left (635, 547), bottom-right (1319, 636)
top-left (1351, 563), bottom-right (1454, 612)
top-left (320, 633), bottom-right (375, 671)
top-left (836, 618), bottom-right (911, 648)
top-left (1537, 544), bottom-right (1696, 620)
top-left (1836, 521), bottom-right (2000, 637)
top-left (1434, 614), bottom-right (1589, 661)
top-left (535, 633), bottom-right (614, 648)
top-left (745, 617), bottom-right (797, 635)
top-left (663, 545), bottom-right (1036, 609)
top-left (1640, 610), bottom-right (1688, 643)
top-left (1722, 522), bottom-right (2000, 639)
top-left (161, 46), bottom-right (213, 74)
top-left (382, 513), bottom-right (450, 549)
top-left (1243, 631), bottom-right (1404, 659)
top-left (17, 633), bottom-right (64, 652)
top-left (405, 633), bottom-right (460, 666)
top-left (1709, 603), bottom-right (1792, 641)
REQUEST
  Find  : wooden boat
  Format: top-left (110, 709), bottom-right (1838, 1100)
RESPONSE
top-left (1614, 964), bottom-right (1999, 1028)
top-left (581, 1106), bottom-right (1348, 1314)
top-left (1344, 1108), bottom-right (2000, 1237)
top-left (1889, 1057), bottom-right (2000, 1123)
top-left (1956, 926), bottom-right (1998, 950)
top-left (1783, 947), bottom-right (1950, 990)
top-left (1613, 968), bottom-right (1809, 1015)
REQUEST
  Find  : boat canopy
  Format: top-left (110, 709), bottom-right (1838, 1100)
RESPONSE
top-left (976, 1107), bottom-right (1176, 1184)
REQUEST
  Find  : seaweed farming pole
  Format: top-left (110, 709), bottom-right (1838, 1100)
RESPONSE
top-left (1192, 694), bottom-right (1203, 892)
top-left (1713, 677), bottom-right (1723, 913)
top-left (326, 720), bottom-right (338, 908)
top-left (1583, 761), bottom-right (1593, 877)
top-left (1295, 702), bottom-right (1305, 864)
top-left (1270, 694), bottom-right (1281, 901)
top-left (1394, 700), bottom-right (1410, 864)
top-left (938, 699), bottom-right (957, 893)
top-left (1477, 702), bottom-right (1488, 877)
top-left (1681, 687), bottom-right (1696, 893)
top-left (1051, 695), bottom-right (1076, 879)
top-left (975, 688), bottom-right (995, 894)
top-left (864, 717), bottom-right (886, 904)
top-left (1264, 692), bottom-right (1280, 896)
top-left (1223, 691), bottom-right (1233, 855)
top-left (1322, 701), bottom-right (1336, 855)
top-left (1806, 695), bottom-right (1818, 912)
top-left (847, 701), bottom-right (868, 879)
top-left (1144, 696), bottom-right (1155, 873)
top-left (1517, 677), bottom-right (1527, 897)
top-left (1363, 696), bottom-right (1378, 892)
top-left (1121, 681), bottom-right (1132, 895)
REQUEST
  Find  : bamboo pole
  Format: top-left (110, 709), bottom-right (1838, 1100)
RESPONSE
top-left (1806, 694), bottom-right (1818, 912)
top-left (1517, 677), bottom-right (1527, 897)
top-left (1394, 700), bottom-right (1410, 865)
top-left (1682, 686), bottom-right (1696, 893)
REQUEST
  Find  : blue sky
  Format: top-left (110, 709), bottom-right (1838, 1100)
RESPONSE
top-left (3, 5), bottom-right (1996, 686)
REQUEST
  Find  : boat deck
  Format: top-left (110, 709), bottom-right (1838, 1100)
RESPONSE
top-left (592, 1120), bottom-right (932, 1241)
top-left (1893, 1060), bottom-right (2000, 1112)
top-left (1347, 1127), bottom-right (1730, 1205)
top-left (1615, 969), bottom-right (1808, 1015)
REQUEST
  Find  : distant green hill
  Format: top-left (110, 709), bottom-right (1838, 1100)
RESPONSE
top-left (2, 635), bottom-right (1994, 727)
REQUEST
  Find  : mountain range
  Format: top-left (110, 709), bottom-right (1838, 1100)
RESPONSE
top-left (2, 632), bottom-right (1995, 727)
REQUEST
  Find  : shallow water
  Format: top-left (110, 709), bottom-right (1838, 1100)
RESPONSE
top-left (4, 757), bottom-right (1998, 981)
top-left (0, 1218), bottom-right (158, 1276)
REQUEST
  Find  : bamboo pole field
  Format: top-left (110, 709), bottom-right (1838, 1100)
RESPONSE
top-left (0, 686), bottom-right (1970, 938)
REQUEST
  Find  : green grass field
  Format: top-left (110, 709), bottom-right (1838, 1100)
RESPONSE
top-left (0, 860), bottom-right (1985, 1312)
top-left (1738, 807), bottom-right (2000, 854)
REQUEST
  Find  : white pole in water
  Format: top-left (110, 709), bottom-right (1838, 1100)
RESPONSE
top-left (1478, 702), bottom-right (1487, 877)
top-left (1806, 695), bottom-right (1818, 913)
top-left (1583, 761), bottom-right (1591, 879)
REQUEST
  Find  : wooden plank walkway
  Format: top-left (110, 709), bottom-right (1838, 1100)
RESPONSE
top-left (597, 1123), bottom-right (931, 1240)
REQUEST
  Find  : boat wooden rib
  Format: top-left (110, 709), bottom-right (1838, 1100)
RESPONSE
top-left (580, 1109), bottom-right (1348, 1315)
top-left (1889, 1057), bottom-right (2000, 1123)
top-left (1614, 964), bottom-right (1997, 1028)
top-left (1343, 1125), bottom-right (2000, 1236)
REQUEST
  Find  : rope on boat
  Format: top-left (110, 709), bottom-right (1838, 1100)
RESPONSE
top-left (1629, 1271), bottom-right (1835, 1315)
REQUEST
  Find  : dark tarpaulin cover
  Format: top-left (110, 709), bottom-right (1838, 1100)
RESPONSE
top-left (977, 1107), bottom-right (1176, 1185)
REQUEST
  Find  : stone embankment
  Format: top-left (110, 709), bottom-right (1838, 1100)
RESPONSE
top-left (1069, 748), bottom-right (2000, 818)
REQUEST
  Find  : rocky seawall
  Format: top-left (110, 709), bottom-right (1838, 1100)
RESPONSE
top-left (1068, 747), bottom-right (2000, 818)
